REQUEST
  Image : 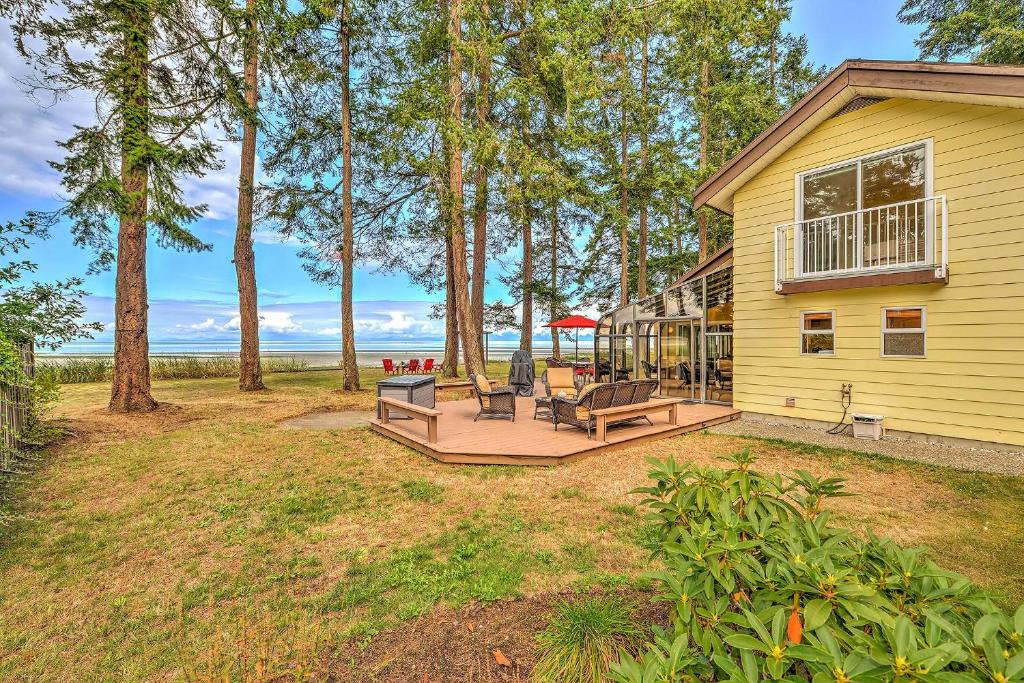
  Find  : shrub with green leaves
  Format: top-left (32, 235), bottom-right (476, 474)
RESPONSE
top-left (611, 450), bottom-right (1024, 683)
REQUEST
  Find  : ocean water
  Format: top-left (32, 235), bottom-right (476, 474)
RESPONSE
top-left (38, 339), bottom-right (593, 367)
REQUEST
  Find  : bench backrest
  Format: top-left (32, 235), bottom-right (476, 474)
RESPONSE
top-left (611, 381), bottom-right (638, 407)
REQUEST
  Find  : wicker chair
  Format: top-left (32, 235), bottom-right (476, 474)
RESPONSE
top-left (470, 373), bottom-right (516, 422)
top-left (541, 367), bottom-right (579, 397)
top-left (552, 383), bottom-right (616, 439)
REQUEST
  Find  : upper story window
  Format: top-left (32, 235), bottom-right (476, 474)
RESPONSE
top-left (795, 141), bottom-right (933, 276)
top-left (800, 142), bottom-right (929, 221)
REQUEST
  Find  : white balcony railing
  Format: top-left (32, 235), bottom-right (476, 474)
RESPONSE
top-left (774, 195), bottom-right (947, 292)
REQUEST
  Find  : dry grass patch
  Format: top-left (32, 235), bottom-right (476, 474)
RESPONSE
top-left (0, 368), bottom-right (1020, 681)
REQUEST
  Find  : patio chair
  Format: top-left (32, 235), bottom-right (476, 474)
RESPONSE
top-left (470, 373), bottom-right (516, 422)
top-left (407, 358), bottom-right (420, 373)
top-left (551, 383), bottom-right (616, 439)
top-left (382, 358), bottom-right (397, 375)
top-left (640, 359), bottom-right (658, 379)
top-left (422, 358), bottom-right (434, 373)
top-left (541, 367), bottom-right (579, 398)
top-left (545, 357), bottom-right (570, 369)
top-left (712, 359), bottom-right (733, 401)
top-left (675, 362), bottom-right (691, 386)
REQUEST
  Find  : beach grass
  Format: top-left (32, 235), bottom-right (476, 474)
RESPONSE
top-left (0, 367), bottom-right (1020, 680)
top-left (36, 355), bottom-right (314, 384)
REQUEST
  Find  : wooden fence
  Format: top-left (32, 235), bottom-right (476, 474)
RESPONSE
top-left (1, 343), bottom-right (34, 473)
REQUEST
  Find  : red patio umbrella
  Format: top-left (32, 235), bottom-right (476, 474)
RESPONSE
top-left (543, 315), bottom-right (597, 362)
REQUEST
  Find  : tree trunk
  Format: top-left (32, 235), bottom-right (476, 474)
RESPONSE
top-left (518, 100), bottom-right (533, 354)
top-left (520, 200), bottom-right (533, 354)
top-left (469, 0), bottom-right (490, 365)
top-left (234, 0), bottom-right (265, 393)
top-left (446, 0), bottom-right (485, 376)
top-left (110, 5), bottom-right (157, 413)
top-left (339, 1), bottom-right (360, 391)
top-left (697, 59), bottom-right (709, 262)
top-left (673, 197), bottom-right (683, 278)
top-left (618, 48), bottom-right (630, 307)
top-left (443, 234), bottom-right (460, 377)
top-left (637, 28), bottom-right (650, 299)
top-left (549, 202), bottom-right (560, 358)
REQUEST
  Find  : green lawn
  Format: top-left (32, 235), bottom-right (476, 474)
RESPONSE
top-left (0, 368), bottom-right (1021, 681)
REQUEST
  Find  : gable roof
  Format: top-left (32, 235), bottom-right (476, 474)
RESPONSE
top-left (694, 60), bottom-right (1024, 215)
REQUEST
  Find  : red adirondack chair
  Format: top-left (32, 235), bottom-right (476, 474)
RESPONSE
top-left (382, 358), bottom-right (396, 375)
top-left (422, 358), bottom-right (435, 372)
top-left (407, 358), bottom-right (420, 373)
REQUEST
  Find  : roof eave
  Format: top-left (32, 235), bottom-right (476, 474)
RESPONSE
top-left (694, 59), bottom-right (1024, 216)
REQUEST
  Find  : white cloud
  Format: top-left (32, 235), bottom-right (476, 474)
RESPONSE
top-left (252, 228), bottom-right (302, 246)
top-left (0, 22), bottom-right (262, 219)
top-left (221, 310), bottom-right (302, 334)
top-left (354, 311), bottom-right (443, 338)
top-left (0, 29), bottom-right (93, 198)
top-left (184, 317), bottom-right (217, 331)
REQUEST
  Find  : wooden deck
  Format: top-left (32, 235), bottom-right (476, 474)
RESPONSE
top-left (369, 386), bottom-right (740, 465)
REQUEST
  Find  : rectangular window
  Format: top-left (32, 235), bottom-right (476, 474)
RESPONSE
top-left (798, 141), bottom-right (930, 274)
top-left (801, 311), bottom-right (835, 355)
top-left (882, 307), bottom-right (926, 357)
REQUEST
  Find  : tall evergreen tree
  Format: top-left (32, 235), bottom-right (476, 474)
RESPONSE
top-left (899, 0), bottom-right (1024, 63)
top-left (7, 0), bottom-right (239, 412)
top-left (260, 0), bottom-right (365, 391)
top-left (234, 0), bottom-right (267, 392)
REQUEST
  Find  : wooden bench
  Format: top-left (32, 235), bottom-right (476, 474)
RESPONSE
top-left (435, 379), bottom-right (499, 396)
top-left (590, 398), bottom-right (684, 442)
top-left (378, 397), bottom-right (442, 444)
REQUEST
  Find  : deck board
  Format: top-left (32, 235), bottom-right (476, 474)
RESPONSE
top-left (369, 384), bottom-right (740, 465)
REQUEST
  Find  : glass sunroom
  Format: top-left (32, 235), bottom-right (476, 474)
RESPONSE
top-left (594, 246), bottom-right (733, 405)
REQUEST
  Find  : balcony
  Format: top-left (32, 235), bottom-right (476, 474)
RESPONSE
top-left (774, 196), bottom-right (948, 294)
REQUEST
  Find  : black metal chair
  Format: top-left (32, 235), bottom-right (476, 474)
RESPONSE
top-left (470, 373), bottom-right (516, 421)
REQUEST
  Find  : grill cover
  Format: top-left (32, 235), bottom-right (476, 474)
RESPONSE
top-left (508, 349), bottom-right (536, 397)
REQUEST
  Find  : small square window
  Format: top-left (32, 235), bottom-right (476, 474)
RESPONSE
top-left (882, 307), bottom-right (925, 357)
top-left (801, 311), bottom-right (835, 355)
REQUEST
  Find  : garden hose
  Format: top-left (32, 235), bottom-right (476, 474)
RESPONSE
top-left (826, 384), bottom-right (852, 435)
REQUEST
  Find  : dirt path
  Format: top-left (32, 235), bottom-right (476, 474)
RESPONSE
top-left (279, 411), bottom-right (374, 429)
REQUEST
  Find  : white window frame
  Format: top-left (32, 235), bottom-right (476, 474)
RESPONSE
top-left (881, 306), bottom-right (927, 358)
top-left (793, 139), bottom-right (934, 276)
top-left (800, 310), bottom-right (836, 356)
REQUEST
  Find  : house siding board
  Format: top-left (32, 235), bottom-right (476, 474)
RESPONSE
top-left (732, 97), bottom-right (1024, 447)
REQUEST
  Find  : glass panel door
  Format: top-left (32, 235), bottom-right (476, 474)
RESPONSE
top-left (638, 322), bottom-right (659, 380)
top-left (612, 335), bottom-right (634, 381)
top-left (657, 320), bottom-right (700, 401)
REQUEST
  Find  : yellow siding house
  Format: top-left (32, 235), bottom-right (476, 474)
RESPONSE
top-left (694, 60), bottom-right (1024, 450)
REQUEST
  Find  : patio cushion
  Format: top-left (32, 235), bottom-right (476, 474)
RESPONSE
top-left (473, 374), bottom-right (491, 407)
top-left (547, 368), bottom-right (577, 397)
top-left (574, 382), bottom-right (605, 420)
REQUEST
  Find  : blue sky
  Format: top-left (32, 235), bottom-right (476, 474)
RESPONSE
top-left (0, 0), bottom-right (926, 349)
